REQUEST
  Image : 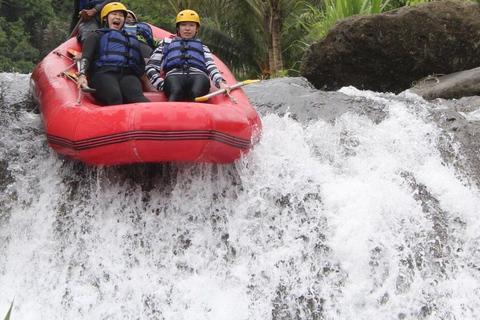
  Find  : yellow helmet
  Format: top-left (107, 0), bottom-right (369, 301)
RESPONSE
top-left (176, 9), bottom-right (201, 26)
top-left (101, 2), bottom-right (128, 22)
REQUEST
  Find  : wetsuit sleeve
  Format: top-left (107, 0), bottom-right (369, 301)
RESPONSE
top-left (78, 32), bottom-right (100, 75)
top-left (145, 41), bottom-right (166, 91)
top-left (203, 45), bottom-right (226, 88)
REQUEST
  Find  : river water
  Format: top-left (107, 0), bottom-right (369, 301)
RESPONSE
top-left (1, 72), bottom-right (479, 319)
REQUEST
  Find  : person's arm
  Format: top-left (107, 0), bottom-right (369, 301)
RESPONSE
top-left (203, 45), bottom-right (230, 93)
top-left (145, 42), bottom-right (166, 91)
top-left (94, 0), bottom-right (116, 14)
top-left (79, 0), bottom-right (115, 21)
top-left (77, 32), bottom-right (99, 88)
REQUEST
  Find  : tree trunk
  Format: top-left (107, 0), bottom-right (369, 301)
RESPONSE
top-left (271, 5), bottom-right (283, 77)
top-left (263, 10), bottom-right (275, 77)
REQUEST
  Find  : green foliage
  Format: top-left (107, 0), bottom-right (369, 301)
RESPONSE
top-left (319, 0), bottom-right (391, 37)
top-left (122, 0), bottom-right (175, 32)
top-left (3, 301), bottom-right (13, 320)
top-left (0, 0), bottom-right (65, 72)
top-left (0, 0), bottom-right (452, 76)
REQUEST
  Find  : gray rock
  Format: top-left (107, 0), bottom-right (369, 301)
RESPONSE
top-left (244, 77), bottom-right (388, 124)
top-left (410, 67), bottom-right (480, 100)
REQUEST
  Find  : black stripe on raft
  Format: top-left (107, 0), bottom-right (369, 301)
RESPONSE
top-left (47, 130), bottom-right (253, 150)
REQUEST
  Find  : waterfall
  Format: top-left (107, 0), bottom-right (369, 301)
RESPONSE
top-left (1, 73), bottom-right (479, 319)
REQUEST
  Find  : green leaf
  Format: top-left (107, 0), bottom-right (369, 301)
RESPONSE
top-left (4, 301), bottom-right (13, 320)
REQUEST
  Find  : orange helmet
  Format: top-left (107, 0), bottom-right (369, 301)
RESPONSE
top-left (126, 10), bottom-right (138, 22)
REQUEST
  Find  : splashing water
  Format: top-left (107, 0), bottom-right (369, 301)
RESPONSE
top-left (1, 73), bottom-right (479, 319)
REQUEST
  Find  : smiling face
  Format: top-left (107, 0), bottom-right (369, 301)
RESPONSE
top-left (177, 21), bottom-right (198, 39)
top-left (106, 10), bottom-right (125, 30)
top-left (126, 12), bottom-right (136, 23)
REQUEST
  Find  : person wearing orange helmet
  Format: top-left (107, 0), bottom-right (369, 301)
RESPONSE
top-left (145, 9), bottom-right (231, 101)
top-left (123, 9), bottom-right (158, 91)
top-left (76, 2), bottom-right (150, 105)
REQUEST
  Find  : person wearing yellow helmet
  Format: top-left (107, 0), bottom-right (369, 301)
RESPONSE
top-left (76, 2), bottom-right (150, 105)
top-left (175, 9), bottom-right (201, 27)
top-left (70, 0), bottom-right (116, 43)
top-left (145, 9), bottom-right (231, 101)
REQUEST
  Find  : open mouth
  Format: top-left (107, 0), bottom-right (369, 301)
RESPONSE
top-left (112, 20), bottom-right (122, 28)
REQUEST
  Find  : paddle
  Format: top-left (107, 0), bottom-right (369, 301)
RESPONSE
top-left (67, 48), bottom-right (81, 56)
top-left (68, 17), bottom-right (83, 40)
top-left (59, 71), bottom-right (96, 93)
top-left (195, 79), bottom-right (260, 102)
top-left (54, 50), bottom-right (73, 62)
top-left (59, 71), bottom-right (96, 105)
top-left (59, 61), bottom-right (77, 75)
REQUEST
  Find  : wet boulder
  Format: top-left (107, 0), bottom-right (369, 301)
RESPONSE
top-left (301, 1), bottom-right (480, 94)
top-left (410, 67), bottom-right (480, 100)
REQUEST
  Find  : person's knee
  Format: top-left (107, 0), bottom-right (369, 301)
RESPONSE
top-left (77, 19), bottom-right (99, 43)
top-left (167, 89), bottom-right (184, 101)
top-left (165, 84), bottom-right (185, 101)
top-left (190, 87), bottom-right (208, 100)
top-left (189, 81), bottom-right (210, 100)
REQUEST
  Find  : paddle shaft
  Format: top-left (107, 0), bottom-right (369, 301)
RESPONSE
top-left (68, 17), bottom-right (83, 40)
top-left (55, 49), bottom-right (96, 93)
top-left (195, 82), bottom-right (244, 102)
top-left (195, 79), bottom-right (260, 102)
top-left (54, 50), bottom-right (73, 62)
top-left (60, 72), bottom-right (96, 93)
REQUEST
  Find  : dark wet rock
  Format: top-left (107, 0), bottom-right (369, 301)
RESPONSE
top-left (410, 67), bottom-right (480, 100)
top-left (301, 1), bottom-right (480, 94)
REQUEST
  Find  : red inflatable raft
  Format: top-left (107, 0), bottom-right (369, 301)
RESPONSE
top-left (30, 26), bottom-right (262, 166)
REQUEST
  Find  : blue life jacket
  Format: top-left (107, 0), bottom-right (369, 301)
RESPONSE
top-left (123, 22), bottom-right (155, 49)
top-left (94, 28), bottom-right (144, 77)
top-left (162, 37), bottom-right (207, 73)
top-left (79, 0), bottom-right (103, 10)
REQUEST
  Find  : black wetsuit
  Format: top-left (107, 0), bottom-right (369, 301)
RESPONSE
top-left (163, 73), bottom-right (210, 102)
top-left (70, 0), bottom-right (116, 43)
top-left (80, 31), bottom-right (150, 106)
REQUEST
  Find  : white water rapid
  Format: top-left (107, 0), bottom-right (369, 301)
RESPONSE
top-left (1, 73), bottom-right (479, 319)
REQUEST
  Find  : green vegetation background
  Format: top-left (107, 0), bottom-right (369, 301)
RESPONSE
top-left (0, 0), bottom-right (472, 78)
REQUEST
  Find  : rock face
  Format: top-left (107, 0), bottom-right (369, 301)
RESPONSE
top-left (410, 67), bottom-right (480, 100)
top-left (301, 1), bottom-right (480, 94)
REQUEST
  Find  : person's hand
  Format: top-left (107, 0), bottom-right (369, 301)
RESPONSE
top-left (73, 53), bottom-right (82, 63)
top-left (219, 82), bottom-right (231, 95)
top-left (76, 75), bottom-right (88, 89)
top-left (79, 8), bottom-right (98, 21)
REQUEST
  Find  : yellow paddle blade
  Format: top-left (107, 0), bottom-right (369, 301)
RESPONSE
top-left (67, 48), bottom-right (81, 56)
top-left (241, 79), bottom-right (261, 85)
top-left (195, 96), bottom-right (209, 102)
top-left (65, 71), bottom-right (78, 79)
